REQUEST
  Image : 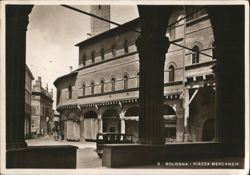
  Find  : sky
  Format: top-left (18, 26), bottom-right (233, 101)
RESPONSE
top-left (26, 5), bottom-right (138, 110)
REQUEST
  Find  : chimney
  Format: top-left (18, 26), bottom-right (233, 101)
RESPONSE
top-left (69, 66), bottom-right (73, 72)
top-left (36, 76), bottom-right (42, 86)
top-left (46, 83), bottom-right (48, 92)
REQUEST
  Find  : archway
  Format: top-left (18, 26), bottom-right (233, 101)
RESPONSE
top-left (102, 109), bottom-right (120, 133)
top-left (83, 110), bottom-right (98, 141)
top-left (189, 87), bottom-right (216, 141)
top-left (65, 112), bottom-right (80, 141)
top-left (163, 105), bottom-right (176, 142)
top-left (202, 118), bottom-right (215, 141)
top-left (124, 106), bottom-right (139, 142)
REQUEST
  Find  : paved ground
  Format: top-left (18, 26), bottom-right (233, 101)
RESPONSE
top-left (26, 135), bottom-right (102, 168)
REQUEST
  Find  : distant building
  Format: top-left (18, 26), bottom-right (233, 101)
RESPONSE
top-left (31, 77), bottom-right (54, 135)
top-left (54, 5), bottom-right (216, 142)
top-left (25, 65), bottom-right (34, 138)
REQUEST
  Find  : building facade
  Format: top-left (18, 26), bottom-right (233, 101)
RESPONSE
top-left (54, 5), bottom-right (216, 142)
top-left (31, 77), bottom-right (54, 135)
top-left (25, 65), bottom-right (34, 138)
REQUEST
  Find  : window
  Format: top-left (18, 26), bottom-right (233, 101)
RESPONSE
top-left (91, 51), bottom-right (95, 63)
top-left (100, 80), bottom-right (104, 93)
top-left (112, 44), bottom-right (117, 57)
top-left (169, 65), bottom-right (175, 82)
top-left (101, 48), bottom-right (105, 60)
top-left (91, 82), bottom-right (95, 95)
top-left (212, 42), bottom-right (216, 60)
top-left (82, 84), bottom-right (85, 96)
top-left (82, 54), bottom-right (86, 66)
top-left (124, 40), bottom-right (129, 54)
top-left (123, 75), bottom-right (128, 89)
top-left (111, 78), bottom-right (115, 92)
top-left (186, 6), bottom-right (207, 22)
top-left (68, 85), bottom-right (72, 99)
top-left (192, 46), bottom-right (200, 64)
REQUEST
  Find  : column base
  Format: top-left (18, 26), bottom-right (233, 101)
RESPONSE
top-left (6, 141), bottom-right (28, 150)
top-left (6, 145), bottom-right (77, 168)
top-left (102, 142), bottom-right (223, 168)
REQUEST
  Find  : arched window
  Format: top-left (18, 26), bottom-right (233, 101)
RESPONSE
top-left (212, 42), bottom-right (216, 60)
top-left (124, 40), bottom-right (129, 54)
top-left (100, 80), bottom-right (104, 93)
top-left (192, 46), bottom-right (200, 64)
top-left (91, 51), bottom-right (95, 63)
top-left (82, 84), bottom-right (85, 96)
top-left (101, 48), bottom-right (105, 60)
top-left (111, 78), bottom-right (115, 92)
top-left (82, 53), bottom-right (86, 66)
top-left (68, 85), bottom-right (72, 99)
top-left (169, 65), bottom-right (175, 82)
top-left (123, 75), bottom-right (128, 89)
top-left (91, 82), bottom-right (95, 95)
top-left (112, 44), bottom-right (117, 57)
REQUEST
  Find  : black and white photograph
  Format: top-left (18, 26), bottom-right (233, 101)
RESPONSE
top-left (0, 0), bottom-right (249, 175)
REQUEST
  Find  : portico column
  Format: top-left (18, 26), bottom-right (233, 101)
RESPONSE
top-left (120, 112), bottom-right (125, 134)
top-left (6, 5), bottom-right (33, 149)
top-left (136, 6), bottom-right (172, 144)
top-left (98, 114), bottom-right (102, 133)
top-left (183, 88), bottom-right (190, 142)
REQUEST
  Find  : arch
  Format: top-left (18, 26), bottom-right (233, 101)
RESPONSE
top-left (102, 109), bottom-right (120, 133)
top-left (202, 118), bottom-right (215, 141)
top-left (124, 40), bottom-right (129, 54)
top-left (82, 83), bottom-right (85, 96)
top-left (112, 44), bottom-right (117, 57)
top-left (100, 79), bottom-right (105, 93)
top-left (190, 41), bottom-right (203, 50)
top-left (163, 104), bottom-right (176, 115)
top-left (111, 77), bottom-right (116, 92)
top-left (100, 48), bottom-right (105, 60)
top-left (125, 106), bottom-right (139, 116)
top-left (83, 110), bottom-right (98, 141)
top-left (168, 65), bottom-right (175, 82)
top-left (90, 81), bottom-right (95, 95)
top-left (91, 50), bottom-right (95, 63)
top-left (84, 110), bottom-right (98, 118)
top-left (192, 45), bottom-right (200, 64)
top-left (68, 85), bottom-right (72, 99)
top-left (123, 73), bottom-right (129, 90)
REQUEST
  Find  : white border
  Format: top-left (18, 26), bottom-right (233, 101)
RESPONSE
top-left (0, 0), bottom-right (249, 175)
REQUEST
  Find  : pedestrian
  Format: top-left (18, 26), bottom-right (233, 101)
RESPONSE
top-left (53, 128), bottom-right (58, 141)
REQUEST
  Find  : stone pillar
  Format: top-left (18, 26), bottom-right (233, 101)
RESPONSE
top-left (136, 6), bottom-right (172, 144)
top-left (207, 6), bottom-right (245, 156)
top-left (98, 114), bottom-right (102, 133)
top-left (6, 5), bottom-right (33, 150)
top-left (120, 112), bottom-right (125, 134)
top-left (176, 107), bottom-right (184, 142)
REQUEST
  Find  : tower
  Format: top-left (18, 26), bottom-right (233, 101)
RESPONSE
top-left (90, 5), bottom-right (110, 36)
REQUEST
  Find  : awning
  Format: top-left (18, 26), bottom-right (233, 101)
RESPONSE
top-left (53, 116), bottom-right (60, 122)
top-left (124, 116), bottom-right (139, 121)
top-left (163, 115), bottom-right (176, 120)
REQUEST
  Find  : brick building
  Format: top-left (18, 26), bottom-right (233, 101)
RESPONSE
top-left (31, 77), bottom-right (54, 135)
top-left (54, 5), bottom-right (216, 142)
top-left (25, 65), bottom-right (34, 138)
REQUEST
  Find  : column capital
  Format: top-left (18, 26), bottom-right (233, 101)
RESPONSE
top-left (135, 35), bottom-right (170, 57)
